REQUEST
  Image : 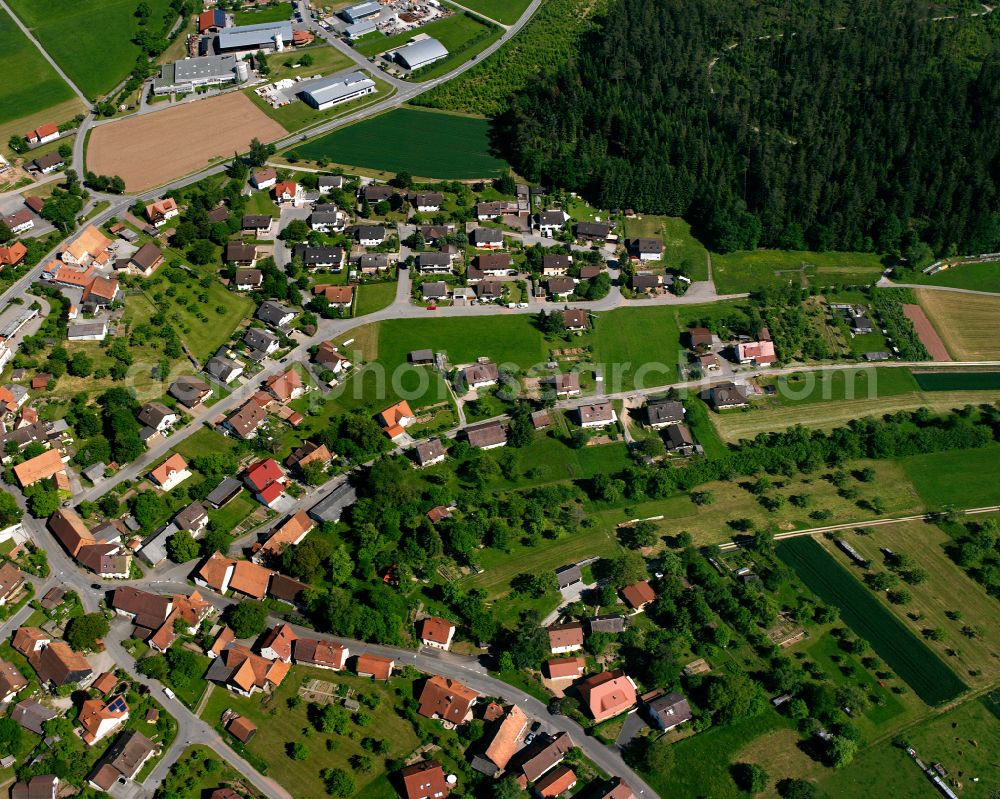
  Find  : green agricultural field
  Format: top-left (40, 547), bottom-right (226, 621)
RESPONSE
top-left (908, 262), bottom-right (1000, 292)
top-left (354, 281), bottom-right (397, 316)
top-left (901, 445), bottom-right (1000, 509)
top-left (5, 0), bottom-right (176, 98)
top-left (352, 11), bottom-right (500, 77)
top-left (778, 537), bottom-right (967, 706)
top-left (0, 9), bottom-right (78, 129)
top-left (293, 108), bottom-right (508, 179)
top-left (912, 371), bottom-right (1000, 391)
top-left (234, 1), bottom-right (291, 24)
top-left (712, 249), bottom-right (886, 294)
top-left (590, 306), bottom-right (682, 392)
top-left (816, 697), bottom-right (1000, 799)
top-left (763, 367), bottom-right (918, 407)
top-left (817, 522), bottom-right (1000, 687)
top-left (451, 0), bottom-right (532, 23)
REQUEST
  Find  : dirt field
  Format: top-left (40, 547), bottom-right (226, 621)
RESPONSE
top-left (915, 289), bottom-right (1000, 360)
top-left (87, 93), bottom-right (285, 191)
top-left (903, 303), bottom-right (951, 361)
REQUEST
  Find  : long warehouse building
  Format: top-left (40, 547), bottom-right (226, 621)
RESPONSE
top-left (392, 38), bottom-right (448, 70)
top-left (301, 72), bottom-right (377, 110)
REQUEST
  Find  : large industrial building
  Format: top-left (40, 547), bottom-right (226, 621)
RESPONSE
top-left (339, 1), bottom-right (382, 23)
top-left (212, 21), bottom-right (293, 55)
top-left (152, 55), bottom-right (249, 96)
top-left (392, 37), bottom-right (448, 70)
top-left (301, 72), bottom-right (377, 110)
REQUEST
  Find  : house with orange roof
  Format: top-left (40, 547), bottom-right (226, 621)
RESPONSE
top-left (148, 592), bottom-right (213, 652)
top-left (621, 580), bottom-right (656, 611)
top-left (229, 561), bottom-right (273, 599)
top-left (534, 765), bottom-right (577, 798)
top-left (355, 653), bottom-right (393, 680)
top-left (0, 242), bottom-right (27, 267)
top-left (576, 670), bottom-right (637, 723)
top-left (194, 552), bottom-right (236, 593)
top-left (13, 449), bottom-right (66, 489)
top-left (418, 617), bottom-right (456, 651)
top-left (417, 675), bottom-right (478, 725)
top-left (312, 284), bottom-right (354, 307)
top-left (272, 180), bottom-right (301, 206)
top-left (205, 643), bottom-right (288, 696)
top-left (145, 198), bottom-right (179, 227)
top-left (12, 627), bottom-right (49, 657)
top-left (209, 626), bottom-right (235, 659)
top-left (79, 695), bottom-right (129, 745)
top-left (259, 623), bottom-right (297, 662)
top-left (26, 123), bottom-right (59, 145)
top-left (254, 510), bottom-right (314, 563)
top-left (81, 275), bottom-right (121, 306)
top-left (378, 400), bottom-right (414, 441)
top-left (149, 453), bottom-right (190, 491)
top-left (52, 264), bottom-right (96, 288)
top-left (285, 441), bottom-right (333, 473)
top-left (48, 508), bottom-right (95, 557)
top-left (61, 226), bottom-right (112, 266)
top-left (472, 704), bottom-right (528, 777)
top-left (545, 657), bottom-right (585, 682)
top-left (400, 760), bottom-right (450, 799)
top-left (265, 368), bottom-right (306, 403)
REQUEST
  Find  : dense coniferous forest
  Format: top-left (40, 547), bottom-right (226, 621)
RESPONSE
top-left (499, 0), bottom-right (1000, 254)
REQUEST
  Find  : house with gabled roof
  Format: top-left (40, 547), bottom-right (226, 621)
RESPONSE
top-left (471, 704), bottom-right (528, 777)
top-left (293, 638), bottom-right (348, 671)
top-left (378, 400), bottom-right (414, 441)
top-left (229, 561), bottom-right (274, 599)
top-left (79, 695), bottom-right (129, 745)
top-left (418, 617), bottom-right (456, 651)
top-left (577, 670), bottom-right (637, 722)
top-left (355, 653), bottom-right (393, 680)
top-left (149, 453), bottom-right (190, 491)
top-left (417, 675), bottom-right (478, 725)
top-left (206, 643), bottom-right (288, 696)
top-left (259, 623), bottom-right (298, 663)
top-left (548, 623), bottom-right (584, 654)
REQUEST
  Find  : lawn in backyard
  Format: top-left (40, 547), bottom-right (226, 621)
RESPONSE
top-left (815, 696), bottom-right (1000, 799)
top-left (172, 427), bottom-right (240, 460)
top-left (777, 536), bottom-right (967, 706)
top-left (712, 249), bottom-right (886, 294)
top-left (354, 281), bottom-right (397, 316)
top-left (640, 709), bottom-right (789, 799)
top-left (450, 0), bottom-right (532, 23)
top-left (5, 0), bottom-right (176, 98)
top-left (293, 108), bottom-right (508, 179)
top-left (900, 445), bottom-right (1000, 509)
top-left (624, 215), bottom-right (709, 280)
top-left (816, 521), bottom-right (1000, 688)
top-left (234, 1), bottom-right (292, 24)
top-left (0, 9), bottom-right (77, 128)
top-left (200, 666), bottom-right (426, 799)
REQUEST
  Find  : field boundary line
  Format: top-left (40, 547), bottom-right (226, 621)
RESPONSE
top-left (719, 505), bottom-right (1000, 551)
top-left (0, 0), bottom-right (92, 107)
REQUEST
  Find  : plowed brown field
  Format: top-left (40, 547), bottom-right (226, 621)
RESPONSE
top-left (87, 92), bottom-right (285, 191)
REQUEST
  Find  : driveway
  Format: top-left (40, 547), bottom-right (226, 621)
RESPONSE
top-left (616, 709), bottom-right (651, 748)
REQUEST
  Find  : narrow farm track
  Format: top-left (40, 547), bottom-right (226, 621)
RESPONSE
top-left (718, 505), bottom-right (1000, 551)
